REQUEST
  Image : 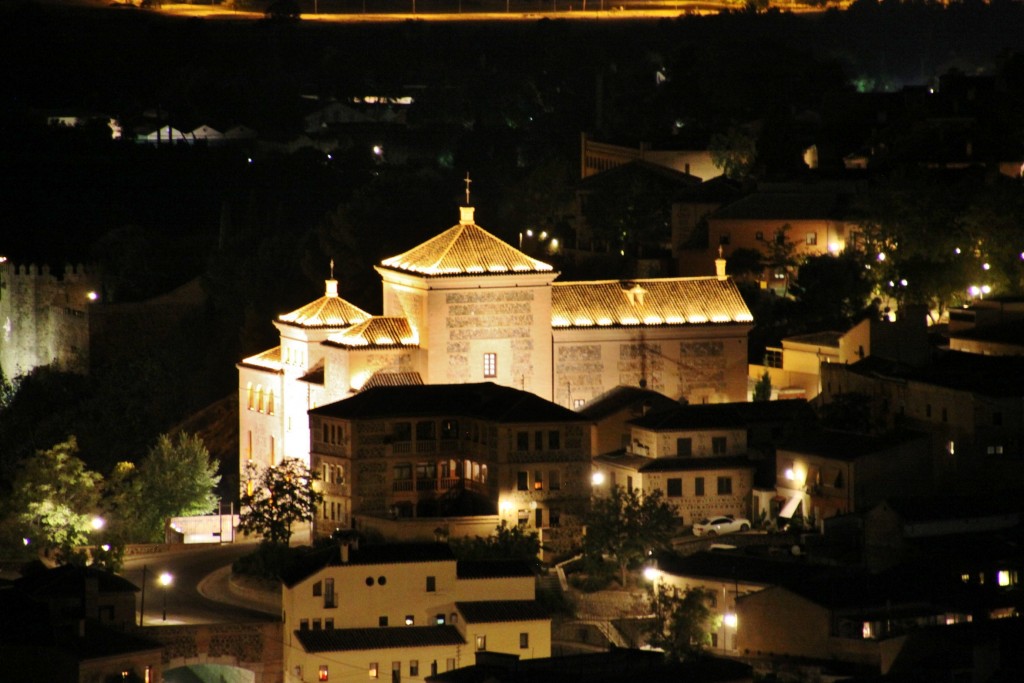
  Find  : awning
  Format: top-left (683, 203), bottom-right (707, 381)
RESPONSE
top-left (778, 492), bottom-right (803, 519)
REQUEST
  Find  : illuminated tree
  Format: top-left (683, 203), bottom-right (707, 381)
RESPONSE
top-left (646, 583), bottom-right (720, 661)
top-left (108, 433), bottom-right (221, 543)
top-left (753, 370), bottom-right (772, 402)
top-left (583, 486), bottom-right (677, 587)
top-left (709, 125), bottom-right (758, 180)
top-left (239, 458), bottom-right (322, 547)
top-left (7, 437), bottom-right (103, 564)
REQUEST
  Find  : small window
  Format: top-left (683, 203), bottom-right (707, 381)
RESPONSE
top-left (324, 578), bottom-right (336, 608)
top-left (313, 581), bottom-right (322, 597)
top-left (805, 232), bottom-right (817, 246)
top-left (300, 619), bottom-right (309, 631)
top-left (436, 614), bottom-right (446, 625)
top-left (520, 633), bottom-right (529, 649)
top-left (712, 436), bottom-right (727, 454)
top-left (533, 470), bottom-right (543, 490)
top-left (426, 576), bottom-right (436, 592)
top-left (573, 398), bottom-right (586, 409)
top-left (550, 509), bottom-right (561, 527)
top-left (548, 431), bottom-right (560, 449)
top-left (405, 615), bottom-right (415, 626)
top-left (549, 470), bottom-right (561, 491)
top-left (517, 432), bottom-right (529, 451)
top-left (410, 661), bottom-right (419, 677)
top-left (717, 476), bottom-right (733, 495)
top-left (366, 577), bottom-right (375, 586)
top-left (476, 635), bottom-right (487, 651)
top-left (319, 665), bottom-right (329, 682)
top-left (378, 576), bottom-right (387, 586)
top-left (392, 662), bottom-right (401, 680)
top-left (695, 477), bottom-right (705, 496)
top-left (517, 509), bottom-right (529, 526)
top-left (535, 508), bottom-right (543, 528)
top-left (379, 616), bottom-right (388, 627)
top-left (446, 659), bottom-right (455, 672)
top-left (677, 438), bottom-right (692, 457)
top-left (483, 352), bottom-right (497, 378)
top-left (449, 613), bottom-right (458, 625)
top-left (535, 431), bottom-right (544, 450)
top-left (369, 663), bottom-right (379, 679)
top-left (313, 619), bottom-right (322, 630)
top-left (517, 471), bottom-right (529, 491)
top-left (667, 478), bottom-right (682, 497)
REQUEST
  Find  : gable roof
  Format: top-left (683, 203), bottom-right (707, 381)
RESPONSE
top-left (281, 542), bottom-right (456, 587)
top-left (577, 159), bottom-right (702, 191)
top-left (15, 565), bottom-right (139, 598)
top-left (778, 429), bottom-right (927, 462)
top-left (379, 209), bottom-right (553, 277)
top-left (551, 278), bottom-right (752, 329)
top-left (710, 185), bottom-right (853, 222)
top-left (310, 382), bottom-right (586, 424)
top-left (849, 351), bottom-right (1024, 398)
top-left (277, 280), bottom-right (371, 329)
top-left (455, 600), bottom-right (550, 623)
top-left (295, 625), bottom-right (464, 653)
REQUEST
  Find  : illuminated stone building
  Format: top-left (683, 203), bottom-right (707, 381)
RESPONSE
top-left (238, 204), bottom-right (753, 478)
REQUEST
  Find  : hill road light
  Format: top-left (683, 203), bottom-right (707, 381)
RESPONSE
top-left (159, 572), bottom-right (173, 621)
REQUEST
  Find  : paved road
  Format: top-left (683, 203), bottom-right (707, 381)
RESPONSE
top-left (122, 541), bottom-right (277, 626)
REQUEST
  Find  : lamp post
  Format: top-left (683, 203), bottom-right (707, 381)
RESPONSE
top-left (159, 572), bottom-right (173, 622)
top-left (139, 565), bottom-right (147, 626)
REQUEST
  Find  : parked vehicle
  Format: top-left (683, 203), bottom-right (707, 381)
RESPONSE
top-left (692, 515), bottom-right (751, 537)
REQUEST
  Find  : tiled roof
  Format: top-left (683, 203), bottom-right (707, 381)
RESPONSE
top-left (295, 625), bottom-right (464, 653)
top-left (455, 600), bottom-right (550, 623)
top-left (281, 542), bottom-right (456, 586)
top-left (277, 281), bottom-right (371, 329)
top-left (629, 403), bottom-right (747, 430)
top-left (361, 371), bottom-right (424, 389)
top-left (779, 428), bottom-right (927, 462)
top-left (15, 565), bottom-right (139, 597)
top-left (551, 278), bottom-right (752, 328)
top-left (710, 187), bottom-right (852, 221)
top-left (327, 317), bottom-right (418, 348)
top-left (456, 559), bottom-right (535, 580)
top-left (310, 382), bottom-right (587, 424)
top-left (240, 346), bottom-right (282, 370)
top-left (638, 455), bottom-right (756, 473)
top-left (655, 549), bottom-right (830, 588)
top-left (784, 331), bottom-right (843, 348)
top-left (379, 210), bottom-right (554, 276)
top-left (593, 450), bottom-right (653, 469)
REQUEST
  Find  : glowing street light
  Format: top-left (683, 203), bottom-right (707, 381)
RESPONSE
top-left (159, 572), bottom-right (173, 621)
top-left (91, 516), bottom-right (106, 531)
top-left (591, 471), bottom-right (605, 486)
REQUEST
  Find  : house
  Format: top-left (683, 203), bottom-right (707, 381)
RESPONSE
top-left (580, 132), bottom-right (719, 181)
top-left (280, 540), bottom-right (550, 683)
top-left (649, 549), bottom-right (829, 655)
top-left (238, 201), bottom-right (753, 478)
top-left (681, 181), bottom-right (861, 289)
top-left (0, 566), bottom-right (162, 683)
top-left (307, 382), bottom-right (592, 557)
top-left (819, 351), bottom-right (1024, 493)
top-left (769, 429), bottom-right (932, 527)
top-left (577, 385), bottom-right (680, 456)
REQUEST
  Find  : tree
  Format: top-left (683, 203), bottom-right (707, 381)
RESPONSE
top-left (109, 433), bottom-right (221, 542)
top-left (449, 521), bottom-right (542, 572)
top-left (6, 437), bottom-right (103, 564)
top-left (709, 125), bottom-right (758, 180)
top-left (646, 583), bottom-right (720, 661)
top-left (753, 370), bottom-right (772, 402)
top-left (583, 486), bottom-right (678, 587)
top-left (238, 458), bottom-right (322, 547)
top-left (790, 252), bottom-right (875, 330)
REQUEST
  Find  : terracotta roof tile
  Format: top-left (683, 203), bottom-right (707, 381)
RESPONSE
top-left (278, 281), bottom-right (371, 329)
top-left (552, 278), bottom-right (753, 328)
top-left (380, 210), bottom-right (553, 276)
top-left (328, 316), bottom-right (418, 348)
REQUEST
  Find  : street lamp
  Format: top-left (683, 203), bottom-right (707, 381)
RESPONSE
top-left (159, 572), bottom-right (173, 622)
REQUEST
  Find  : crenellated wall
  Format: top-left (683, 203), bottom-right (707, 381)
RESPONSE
top-left (0, 261), bottom-right (99, 379)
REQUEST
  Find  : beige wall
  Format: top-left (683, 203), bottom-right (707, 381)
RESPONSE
top-left (286, 640), bottom-right (465, 683)
top-left (736, 587), bottom-right (831, 659)
top-left (653, 571), bottom-right (766, 654)
top-left (553, 325), bottom-right (750, 408)
top-left (630, 426), bottom-right (747, 459)
top-left (462, 617), bottom-right (551, 660)
top-left (643, 466), bottom-right (753, 525)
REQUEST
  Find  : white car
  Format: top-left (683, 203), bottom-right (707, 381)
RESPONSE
top-left (692, 515), bottom-right (751, 537)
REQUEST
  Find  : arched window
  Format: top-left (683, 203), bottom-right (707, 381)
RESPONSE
top-left (256, 385), bottom-right (264, 413)
top-left (267, 389), bottom-right (275, 416)
top-left (247, 383), bottom-right (254, 411)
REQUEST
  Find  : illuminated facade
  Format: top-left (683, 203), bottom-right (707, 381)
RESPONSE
top-left (238, 205), bottom-right (752, 474)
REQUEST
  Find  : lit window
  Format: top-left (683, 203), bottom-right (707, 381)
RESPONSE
top-left (369, 662), bottom-right (378, 679)
top-left (247, 382), bottom-right (254, 410)
top-left (483, 352), bottom-right (497, 378)
top-left (533, 471), bottom-right (543, 490)
top-left (436, 614), bottom-right (445, 625)
top-left (256, 385), bottom-right (264, 412)
top-left (805, 232), bottom-right (817, 246)
top-left (573, 399), bottom-right (585, 409)
top-left (476, 635), bottom-right (487, 651)
top-left (998, 569), bottom-right (1016, 587)
top-left (518, 509), bottom-right (529, 526)
top-left (319, 665), bottom-right (329, 681)
top-left (405, 615), bottom-right (414, 625)
top-left (267, 389), bottom-right (275, 415)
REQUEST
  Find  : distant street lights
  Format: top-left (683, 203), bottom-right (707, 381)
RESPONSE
top-left (159, 572), bottom-right (174, 622)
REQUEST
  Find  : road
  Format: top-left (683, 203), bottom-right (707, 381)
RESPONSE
top-left (121, 541), bottom-right (278, 626)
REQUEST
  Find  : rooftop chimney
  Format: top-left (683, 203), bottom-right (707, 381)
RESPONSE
top-left (460, 206), bottom-right (475, 225)
top-left (715, 245), bottom-right (727, 280)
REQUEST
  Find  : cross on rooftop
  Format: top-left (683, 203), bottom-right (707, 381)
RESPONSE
top-left (464, 172), bottom-right (472, 205)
